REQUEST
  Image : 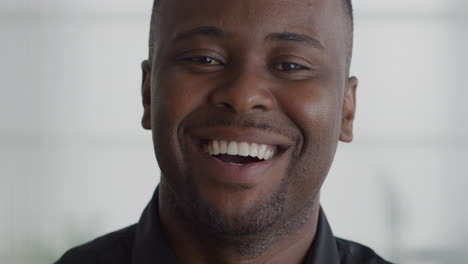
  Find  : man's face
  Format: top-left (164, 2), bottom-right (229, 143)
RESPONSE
top-left (143, 0), bottom-right (356, 235)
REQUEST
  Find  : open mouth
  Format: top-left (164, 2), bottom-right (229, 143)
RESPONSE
top-left (209, 154), bottom-right (264, 164)
top-left (200, 139), bottom-right (278, 166)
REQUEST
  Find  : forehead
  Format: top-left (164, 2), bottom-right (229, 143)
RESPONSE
top-left (154, 0), bottom-right (349, 70)
top-left (160, 0), bottom-right (325, 23)
top-left (157, 0), bottom-right (346, 42)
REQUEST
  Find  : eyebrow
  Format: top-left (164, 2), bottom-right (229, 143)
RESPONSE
top-left (265, 32), bottom-right (325, 50)
top-left (174, 26), bottom-right (325, 51)
top-left (175, 26), bottom-right (225, 40)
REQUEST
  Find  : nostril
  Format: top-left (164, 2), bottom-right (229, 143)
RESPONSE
top-left (252, 104), bottom-right (265, 110)
top-left (218, 102), bottom-right (235, 111)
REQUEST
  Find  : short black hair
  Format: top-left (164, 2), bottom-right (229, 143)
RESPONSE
top-left (148, 0), bottom-right (353, 61)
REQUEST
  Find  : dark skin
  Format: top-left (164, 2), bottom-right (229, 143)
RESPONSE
top-left (141, 0), bottom-right (357, 263)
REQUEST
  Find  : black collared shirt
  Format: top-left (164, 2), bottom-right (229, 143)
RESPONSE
top-left (56, 189), bottom-right (393, 264)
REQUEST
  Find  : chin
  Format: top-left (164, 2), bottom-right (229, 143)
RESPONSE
top-left (174, 175), bottom-right (289, 237)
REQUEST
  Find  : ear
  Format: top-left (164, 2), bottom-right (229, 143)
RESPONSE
top-left (339, 76), bottom-right (358, 143)
top-left (141, 60), bottom-right (152, 130)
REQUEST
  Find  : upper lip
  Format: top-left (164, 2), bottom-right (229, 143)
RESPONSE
top-left (188, 126), bottom-right (294, 151)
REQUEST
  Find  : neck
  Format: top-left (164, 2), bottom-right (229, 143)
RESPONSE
top-left (158, 184), bottom-right (320, 264)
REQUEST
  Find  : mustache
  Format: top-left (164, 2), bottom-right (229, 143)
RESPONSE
top-left (183, 115), bottom-right (298, 140)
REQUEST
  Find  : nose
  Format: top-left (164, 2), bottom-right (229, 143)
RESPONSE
top-left (209, 70), bottom-right (276, 113)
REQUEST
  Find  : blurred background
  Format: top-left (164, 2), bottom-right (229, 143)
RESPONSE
top-left (1, 0), bottom-right (467, 263)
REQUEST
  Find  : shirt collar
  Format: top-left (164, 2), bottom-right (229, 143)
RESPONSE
top-left (303, 207), bottom-right (341, 264)
top-left (132, 188), bottom-right (177, 264)
top-left (132, 188), bottom-right (340, 264)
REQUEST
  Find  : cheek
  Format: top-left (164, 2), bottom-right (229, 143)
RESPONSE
top-left (151, 70), bottom-right (216, 167)
top-left (279, 82), bottom-right (342, 144)
top-left (278, 81), bottom-right (343, 178)
top-left (152, 71), bottom-right (210, 134)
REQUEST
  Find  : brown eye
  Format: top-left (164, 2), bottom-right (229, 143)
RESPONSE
top-left (274, 62), bottom-right (308, 71)
top-left (184, 56), bottom-right (223, 65)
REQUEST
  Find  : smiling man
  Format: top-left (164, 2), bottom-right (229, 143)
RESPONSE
top-left (57, 0), bottom-right (392, 263)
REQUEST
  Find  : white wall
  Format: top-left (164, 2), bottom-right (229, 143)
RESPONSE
top-left (1, 1), bottom-right (467, 263)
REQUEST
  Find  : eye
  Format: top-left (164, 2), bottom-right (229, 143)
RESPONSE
top-left (273, 62), bottom-right (309, 71)
top-left (182, 56), bottom-right (223, 66)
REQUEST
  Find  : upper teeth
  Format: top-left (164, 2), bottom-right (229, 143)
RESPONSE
top-left (204, 140), bottom-right (276, 160)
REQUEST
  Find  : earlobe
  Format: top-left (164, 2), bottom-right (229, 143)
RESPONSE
top-left (339, 76), bottom-right (358, 143)
top-left (141, 60), bottom-right (152, 130)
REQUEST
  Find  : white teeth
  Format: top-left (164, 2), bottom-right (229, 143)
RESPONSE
top-left (257, 144), bottom-right (267, 160)
top-left (227, 141), bottom-right (239, 155)
top-left (205, 140), bottom-right (276, 161)
top-left (219, 140), bottom-right (228, 154)
top-left (249, 143), bottom-right (258, 157)
top-left (212, 140), bottom-right (220, 155)
top-left (207, 144), bottom-right (213, 155)
top-left (239, 142), bottom-right (250, 157)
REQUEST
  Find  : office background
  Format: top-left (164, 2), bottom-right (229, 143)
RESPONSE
top-left (1, 0), bottom-right (467, 263)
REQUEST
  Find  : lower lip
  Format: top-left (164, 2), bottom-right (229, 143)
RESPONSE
top-left (188, 139), bottom-right (279, 185)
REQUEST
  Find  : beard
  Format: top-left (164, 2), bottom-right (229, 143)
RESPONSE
top-left (158, 139), bottom-right (324, 257)
top-left (163, 172), bottom-right (288, 237)
top-left (196, 181), bottom-right (286, 237)
top-left (161, 172), bottom-right (292, 258)
top-left (158, 115), bottom-right (324, 256)
top-left (160, 160), bottom-right (319, 258)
